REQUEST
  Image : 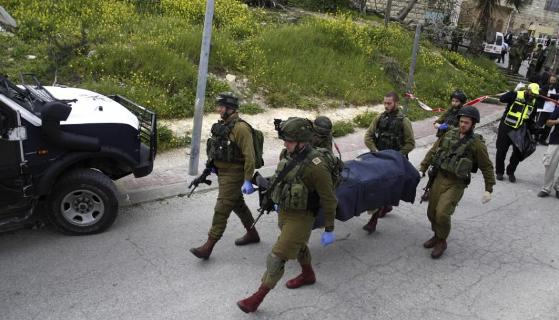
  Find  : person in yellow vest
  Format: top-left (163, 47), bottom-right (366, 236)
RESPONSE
top-left (495, 83), bottom-right (540, 182)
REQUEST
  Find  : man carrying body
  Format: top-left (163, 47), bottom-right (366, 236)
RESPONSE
top-left (190, 92), bottom-right (260, 259)
top-left (363, 92), bottom-right (415, 232)
top-left (236, 117), bottom-right (337, 313)
top-left (419, 107), bottom-right (495, 258)
top-left (312, 116), bottom-right (333, 151)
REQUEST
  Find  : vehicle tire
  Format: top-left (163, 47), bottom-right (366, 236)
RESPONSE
top-left (48, 169), bottom-right (119, 235)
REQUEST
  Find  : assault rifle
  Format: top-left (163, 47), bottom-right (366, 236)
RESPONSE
top-left (187, 162), bottom-right (214, 198)
top-left (249, 171), bottom-right (274, 229)
top-left (420, 166), bottom-right (438, 204)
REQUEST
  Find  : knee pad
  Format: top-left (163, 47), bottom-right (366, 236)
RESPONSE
top-left (266, 253), bottom-right (285, 275)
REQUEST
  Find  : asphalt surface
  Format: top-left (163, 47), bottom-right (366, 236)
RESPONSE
top-left (2, 123), bottom-right (558, 320)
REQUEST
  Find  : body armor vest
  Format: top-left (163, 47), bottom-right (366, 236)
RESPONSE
top-left (206, 119), bottom-right (244, 163)
top-left (432, 128), bottom-right (479, 181)
top-left (270, 149), bottom-right (323, 212)
top-left (504, 91), bottom-right (535, 129)
top-left (374, 111), bottom-right (405, 151)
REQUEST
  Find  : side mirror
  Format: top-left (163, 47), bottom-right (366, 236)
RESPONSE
top-left (41, 101), bottom-right (71, 123)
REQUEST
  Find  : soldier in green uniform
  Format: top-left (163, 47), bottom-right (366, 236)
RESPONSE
top-left (362, 92), bottom-right (415, 232)
top-left (236, 117), bottom-right (338, 313)
top-left (433, 90), bottom-right (468, 137)
top-left (190, 92), bottom-right (259, 260)
top-left (312, 116), bottom-right (333, 151)
top-left (419, 106), bottom-right (495, 259)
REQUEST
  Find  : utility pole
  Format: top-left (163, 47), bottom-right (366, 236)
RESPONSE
top-left (189, 0), bottom-right (214, 176)
top-left (384, 0), bottom-right (392, 27)
top-left (404, 23), bottom-right (421, 114)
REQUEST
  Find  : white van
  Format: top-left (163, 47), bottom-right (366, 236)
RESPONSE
top-left (483, 32), bottom-right (505, 59)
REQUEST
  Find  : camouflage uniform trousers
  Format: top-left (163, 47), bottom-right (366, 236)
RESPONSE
top-left (427, 172), bottom-right (466, 240)
top-left (261, 210), bottom-right (315, 288)
top-left (208, 168), bottom-right (255, 240)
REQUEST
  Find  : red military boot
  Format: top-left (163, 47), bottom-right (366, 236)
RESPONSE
top-left (237, 285), bottom-right (271, 313)
top-left (430, 239), bottom-right (447, 259)
top-left (378, 206), bottom-right (393, 218)
top-left (234, 227), bottom-right (260, 246)
top-left (189, 238), bottom-right (218, 260)
top-left (423, 235), bottom-right (437, 249)
top-left (286, 264), bottom-right (316, 289)
top-left (362, 211), bottom-right (379, 234)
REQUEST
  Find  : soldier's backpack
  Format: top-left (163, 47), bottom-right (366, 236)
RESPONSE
top-left (238, 119), bottom-right (265, 169)
top-left (314, 147), bottom-right (344, 188)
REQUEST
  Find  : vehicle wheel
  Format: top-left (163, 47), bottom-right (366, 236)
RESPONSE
top-left (48, 169), bottom-right (119, 235)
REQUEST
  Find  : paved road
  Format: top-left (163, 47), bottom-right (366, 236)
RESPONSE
top-left (2, 124), bottom-right (558, 320)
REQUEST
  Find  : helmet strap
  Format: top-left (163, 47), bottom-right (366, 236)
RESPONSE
top-left (221, 107), bottom-right (236, 120)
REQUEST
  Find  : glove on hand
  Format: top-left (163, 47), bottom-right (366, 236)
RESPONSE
top-left (209, 166), bottom-right (217, 174)
top-left (320, 231), bottom-right (336, 246)
top-left (273, 204), bottom-right (280, 213)
top-left (439, 123), bottom-right (449, 131)
top-left (241, 180), bottom-right (255, 194)
top-left (481, 191), bottom-right (492, 204)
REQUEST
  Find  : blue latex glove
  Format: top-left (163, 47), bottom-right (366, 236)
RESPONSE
top-left (241, 180), bottom-right (254, 194)
top-left (320, 231), bottom-right (336, 246)
top-left (439, 123), bottom-right (449, 131)
top-left (273, 204), bottom-right (280, 213)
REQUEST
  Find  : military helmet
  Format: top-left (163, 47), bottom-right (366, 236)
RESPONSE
top-left (450, 90), bottom-right (467, 104)
top-left (456, 106), bottom-right (480, 123)
top-left (280, 117), bottom-right (314, 142)
top-left (313, 116), bottom-right (333, 136)
top-left (216, 92), bottom-right (239, 109)
top-left (527, 83), bottom-right (540, 95)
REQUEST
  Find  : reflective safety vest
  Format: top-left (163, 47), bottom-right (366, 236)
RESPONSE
top-left (504, 91), bottom-right (535, 129)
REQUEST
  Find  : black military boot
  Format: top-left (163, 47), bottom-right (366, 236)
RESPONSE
top-left (190, 238), bottom-right (218, 260)
top-left (235, 227), bottom-right (260, 246)
top-left (508, 173), bottom-right (516, 183)
top-left (496, 173), bottom-right (504, 181)
top-left (423, 235), bottom-right (437, 249)
top-left (362, 211), bottom-right (379, 234)
top-left (431, 239), bottom-right (447, 259)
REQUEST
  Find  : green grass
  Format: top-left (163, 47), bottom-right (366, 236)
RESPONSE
top-left (332, 120), bottom-right (355, 137)
top-left (353, 111), bottom-right (378, 128)
top-left (239, 103), bottom-right (265, 114)
top-left (157, 124), bottom-right (191, 151)
top-left (2, 0), bottom-right (509, 134)
top-left (247, 20), bottom-right (393, 108)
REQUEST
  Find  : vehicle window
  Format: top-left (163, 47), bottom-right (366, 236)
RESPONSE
top-left (496, 36), bottom-right (503, 46)
top-left (0, 76), bottom-right (51, 117)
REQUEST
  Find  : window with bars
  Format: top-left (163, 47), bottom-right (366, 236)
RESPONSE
top-left (545, 0), bottom-right (559, 12)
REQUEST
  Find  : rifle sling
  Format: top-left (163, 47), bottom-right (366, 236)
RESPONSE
top-left (264, 147), bottom-right (311, 197)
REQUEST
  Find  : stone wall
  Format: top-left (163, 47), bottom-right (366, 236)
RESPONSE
top-left (366, 0), bottom-right (429, 23)
top-left (366, 0), bottom-right (464, 26)
top-left (510, 0), bottom-right (559, 37)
